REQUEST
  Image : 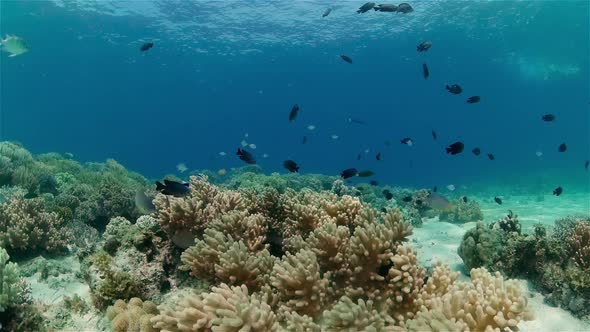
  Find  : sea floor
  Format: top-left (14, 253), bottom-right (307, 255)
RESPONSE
top-left (21, 190), bottom-right (590, 331)
top-left (412, 190), bottom-right (590, 332)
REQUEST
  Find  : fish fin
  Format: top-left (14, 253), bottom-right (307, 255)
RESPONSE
top-left (156, 181), bottom-right (166, 191)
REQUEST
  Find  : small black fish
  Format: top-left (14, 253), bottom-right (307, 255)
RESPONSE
top-left (377, 259), bottom-right (394, 277)
top-left (376, 152), bottom-right (382, 161)
top-left (302, 136), bottom-right (308, 144)
top-left (487, 153), bottom-right (495, 160)
top-left (446, 84), bottom-right (462, 94)
top-left (462, 196), bottom-right (468, 203)
top-left (585, 160), bottom-right (589, 170)
top-left (400, 137), bottom-right (413, 146)
top-left (357, 2), bottom-right (376, 13)
top-left (237, 148), bottom-right (256, 164)
top-left (542, 114), bottom-right (556, 122)
top-left (156, 179), bottom-right (190, 197)
top-left (553, 186), bottom-right (563, 196)
top-left (322, 8), bottom-right (332, 17)
top-left (340, 168), bottom-right (358, 179)
top-left (422, 62), bottom-right (429, 79)
top-left (357, 170), bottom-right (375, 177)
top-left (289, 104), bottom-right (300, 122)
top-left (381, 207), bottom-right (388, 213)
top-left (383, 189), bottom-right (394, 200)
top-left (494, 196), bottom-right (503, 205)
top-left (374, 4), bottom-right (398, 12)
top-left (446, 141), bottom-right (464, 155)
top-left (558, 143), bottom-right (567, 152)
top-left (433, 186), bottom-right (438, 192)
top-left (140, 42), bottom-right (154, 52)
top-left (402, 196), bottom-right (412, 202)
top-left (283, 160), bottom-right (300, 173)
top-left (467, 96), bottom-right (480, 104)
top-left (431, 130), bottom-right (437, 140)
top-left (417, 41), bottom-right (432, 52)
top-left (472, 147), bottom-right (481, 156)
top-left (370, 180), bottom-right (379, 186)
top-left (397, 3), bottom-right (413, 13)
top-left (423, 276), bottom-right (429, 285)
top-left (340, 55), bottom-right (353, 64)
top-left (357, 153), bottom-right (362, 160)
top-left (23, 192), bottom-right (39, 199)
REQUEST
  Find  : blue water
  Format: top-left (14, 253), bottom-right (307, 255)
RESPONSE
top-left (1, 0), bottom-right (589, 190)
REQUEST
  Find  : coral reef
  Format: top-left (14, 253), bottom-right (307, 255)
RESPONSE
top-left (106, 298), bottom-right (159, 332)
top-left (439, 198), bottom-right (484, 223)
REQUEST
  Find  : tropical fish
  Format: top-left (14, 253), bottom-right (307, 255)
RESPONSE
top-left (472, 147), bottom-right (481, 156)
top-left (217, 169), bottom-right (227, 175)
top-left (425, 192), bottom-right (451, 210)
top-left (401, 138), bottom-right (413, 146)
top-left (487, 153), bottom-right (495, 160)
top-left (140, 42), bottom-right (154, 52)
top-left (467, 96), bottom-right (480, 104)
top-left (433, 186), bottom-right (438, 192)
top-left (462, 196), bottom-right (468, 203)
top-left (1, 35), bottom-right (29, 57)
top-left (357, 2), bottom-right (376, 13)
top-left (289, 104), bottom-right (300, 122)
top-left (283, 160), bottom-right (300, 173)
top-left (542, 114), bottom-right (555, 122)
top-left (446, 141), bottom-right (464, 155)
top-left (382, 189), bottom-right (394, 200)
top-left (417, 41), bottom-right (432, 52)
top-left (397, 3), bottom-right (414, 13)
top-left (248, 143), bottom-right (257, 149)
top-left (156, 179), bottom-right (190, 197)
top-left (322, 8), bottom-right (332, 17)
top-left (446, 84), bottom-right (462, 94)
top-left (558, 143), bottom-right (567, 152)
top-left (219, 151), bottom-right (227, 156)
top-left (176, 163), bottom-right (188, 173)
top-left (376, 152), bottom-right (382, 161)
top-left (422, 62), bottom-right (429, 79)
top-left (553, 186), bottom-right (563, 196)
top-left (494, 196), bottom-right (503, 205)
top-left (374, 4), bottom-right (398, 12)
top-left (446, 184), bottom-right (455, 191)
top-left (302, 136), bottom-right (308, 144)
top-left (357, 153), bottom-right (362, 160)
top-left (340, 168), bottom-right (358, 179)
top-left (135, 190), bottom-right (155, 214)
top-left (340, 55), bottom-right (353, 64)
top-left (357, 170), bottom-right (375, 177)
top-left (237, 148), bottom-right (256, 164)
top-left (535, 151), bottom-right (543, 157)
top-left (307, 125), bottom-right (316, 131)
top-left (431, 130), bottom-right (437, 140)
top-left (585, 160), bottom-right (589, 170)
top-left (331, 134), bottom-right (339, 140)
top-left (370, 180), bottom-right (379, 186)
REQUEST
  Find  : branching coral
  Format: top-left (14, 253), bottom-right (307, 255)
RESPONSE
top-left (106, 298), bottom-right (159, 332)
top-left (567, 220), bottom-right (590, 269)
top-left (0, 247), bottom-right (25, 312)
top-left (0, 193), bottom-right (71, 256)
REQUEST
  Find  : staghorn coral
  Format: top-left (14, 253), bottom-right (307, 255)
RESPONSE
top-left (106, 298), bottom-right (159, 332)
top-left (151, 283), bottom-right (278, 332)
top-left (0, 193), bottom-right (71, 256)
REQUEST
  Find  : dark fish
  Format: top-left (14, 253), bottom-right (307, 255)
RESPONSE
top-left (417, 41), bottom-right (432, 52)
top-left (397, 3), bottom-right (413, 13)
top-left (553, 186), bottom-right (563, 196)
top-left (402, 196), bottom-right (412, 202)
top-left (370, 180), bottom-right (379, 186)
top-left (357, 153), bottom-right (362, 160)
top-left (374, 4), bottom-right (398, 12)
top-left (357, 170), bottom-right (375, 177)
top-left (376, 152), bottom-right (382, 161)
top-left (431, 130), bottom-right (437, 140)
top-left (585, 160), bottom-right (589, 170)
top-left (400, 137), bottom-right (413, 146)
top-left (381, 207), bottom-right (388, 213)
top-left (542, 114), bottom-right (556, 122)
top-left (426, 192), bottom-right (451, 210)
top-left (487, 153), bottom-right (495, 160)
top-left (415, 199), bottom-right (423, 205)
top-left (446, 84), bottom-right (462, 94)
top-left (140, 42), bottom-right (154, 52)
top-left (283, 160), bottom-right (300, 173)
top-left (462, 196), bottom-right (468, 203)
top-left (558, 143), bottom-right (567, 152)
top-left (348, 117), bottom-right (365, 124)
top-left (433, 186), bottom-right (437, 192)
top-left (382, 189), bottom-right (394, 200)
top-left (446, 141), bottom-right (464, 155)
top-left (467, 96), bottom-right (480, 104)
top-left (377, 259), bottom-right (394, 277)
top-left (494, 196), bottom-right (502, 205)
top-left (265, 228), bottom-right (285, 258)
top-left (322, 8), bottom-right (332, 17)
top-left (357, 2), bottom-right (376, 13)
top-left (302, 136), bottom-right (308, 144)
top-left (340, 55), bottom-right (353, 64)
top-left (24, 192), bottom-right (38, 199)
top-left (156, 179), bottom-right (190, 197)
top-left (289, 104), bottom-right (300, 122)
top-left (237, 148), bottom-right (256, 164)
top-left (422, 62), bottom-right (429, 79)
top-left (472, 147), bottom-right (481, 156)
top-left (340, 168), bottom-right (358, 179)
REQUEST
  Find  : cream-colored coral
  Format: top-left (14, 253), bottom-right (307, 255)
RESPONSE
top-left (271, 249), bottom-right (328, 318)
top-left (410, 267), bottom-right (534, 331)
top-left (303, 222), bottom-right (350, 274)
top-left (180, 228), bottom-right (233, 280)
top-left (209, 211), bottom-right (268, 252)
top-left (215, 241), bottom-right (275, 292)
top-left (106, 297), bottom-right (159, 332)
top-left (281, 311), bottom-right (320, 332)
top-left (322, 194), bottom-right (363, 227)
top-left (151, 284), bottom-right (278, 332)
top-left (322, 296), bottom-right (393, 332)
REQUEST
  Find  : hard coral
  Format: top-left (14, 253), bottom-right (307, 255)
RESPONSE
top-left (106, 298), bottom-right (159, 332)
